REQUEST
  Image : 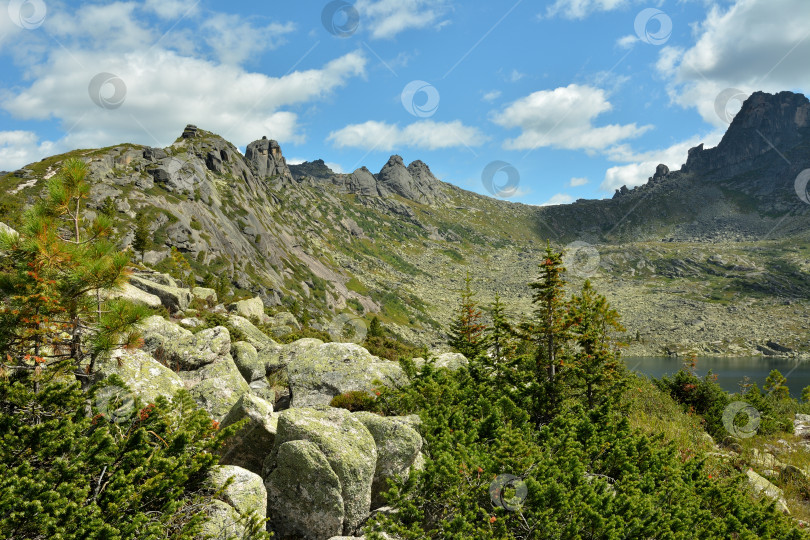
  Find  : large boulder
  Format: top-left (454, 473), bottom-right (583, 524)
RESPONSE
top-left (93, 348), bottom-right (184, 405)
top-left (228, 315), bottom-right (280, 356)
top-left (139, 316), bottom-right (230, 370)
top-left (192, 286), bottom-right (217, 303)
top-left (129, 276), bottom-right (192, 312)
top-left (206, 465), bottom-right (267, 519)
top-left (267, 407), bottom-right (377, 535)
top-left (285, 342), bottom-right (405, 408)
top-left (200, 499), bottom-right (246, 539)
top-left (746, 469), bottom-right (790, 514)
top-left (219, 394), bottom-right (277, 475)
top-left (264, 310), bottom-right (301, 338)
top-left (265, 440), bottom-right (345, 539)
top-left (353, 412), bottom-right (423, 508)
top-left (180, 352), bottom-right (251, 421)
top-left (413, 352), bottom-right (469, 371)
top-left (104, 282), bottom-right (162, 308)
top-left (228, 296), bottom-right (265, 320)
top-left (231, 341), bottom-right (264, 383)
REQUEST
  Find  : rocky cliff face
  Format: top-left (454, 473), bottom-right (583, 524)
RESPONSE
top-left (245, 136), bottom-right (293, 185)
top-left (290, 154), bottom-right (450, 206)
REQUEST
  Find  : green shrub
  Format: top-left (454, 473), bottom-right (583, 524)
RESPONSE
top-left (330, 390), bottom-right (378, 412)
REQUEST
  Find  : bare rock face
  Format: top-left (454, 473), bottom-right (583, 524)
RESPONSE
top-left (245, 136), bottom-right (293, 184)
top-left (683, 91), bottom-right (810, 177)
top-left (377, 155), bottom-right (416, 201)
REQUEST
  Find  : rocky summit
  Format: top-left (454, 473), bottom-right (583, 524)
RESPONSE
top-left (2, 90), bottom-right (810, 359)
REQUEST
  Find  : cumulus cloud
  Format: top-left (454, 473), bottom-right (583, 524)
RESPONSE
top-left (2, 49), bottom-right (365, 155)
top-left (482, 90), bottom-right (502, 102)
top-left (658, 0), bottom-right (810, 126)
top-left (539, 193), bottom-right (574, 206)
top-left (491, 84), bottom-right (652, 152)
top-left (355, 0), bottom-right (451, 40)
top-left (0, 131), bottom-right (57, 171)
top-left (0, 2), bottom-right (367, 169)
top-left (600, 129), bottom-right (724, 191)
top-left (327, 119), bottom-right (486, 151)
top-left (542, 0), bottom-right (628, 20)
top-left (569, 177), bottom-right (589, 187)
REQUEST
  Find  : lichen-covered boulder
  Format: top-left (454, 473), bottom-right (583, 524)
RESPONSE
top-left (138, 316), bottom-right (230, 370)
top-left (746, 469), bottom-right (790, 514)
top-left (181, 352), bottom-right (251, 421)
top-left (286, 342), bottom-right (405, 408)
top-left (104, 282), bottom-right (162, 308)
top-left (268, 407), bottom-right (377, 534)
top-left (219, 394), bottom-right (277, 475)
top-left (200, 499), bottom-right (246, 539)
top-left (231, 341), bottom-right (264, 383)
top-left (265, 310), bottom-right (301, 338)
top-left (130, 276), bottom-right (192, 312)
top-left (93, 348), bottom-right (184, 405)
top-left (353, 412), bottom-right (423, 508)
top-left (266, 440), bottom-right (345, 539)
top-left (413, 352), bottom-right (469, 371)
top-left (192, 286), bottom-right (217, 303)
top-left (228, 296), bottom-right (265, 320)
top-left (206, 465), bottom-right (267, 519)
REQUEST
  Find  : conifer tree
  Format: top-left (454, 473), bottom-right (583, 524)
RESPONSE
top-left (448, 272), bottom-right (487, 359)
top-left (566, 279), bottom-right (625, 410)
top-left (764, 369), bottom-right (789, 400)
top-left (0, 158), bottom-right (145, 384)
top-left (485, 293), bottom-right (516, 381)
top-left (132, 211), bottom-right (150, 263)
top-left (369, 315), bottom-right (384, 338)
top-left (528, 244), bottom-right (569, 381)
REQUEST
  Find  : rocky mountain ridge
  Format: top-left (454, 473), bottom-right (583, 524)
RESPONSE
top-left (2, 90), bottom-right (810, 358)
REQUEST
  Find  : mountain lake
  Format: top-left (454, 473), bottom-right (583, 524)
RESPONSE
top-left (628, 356), bottom-right (810, 398)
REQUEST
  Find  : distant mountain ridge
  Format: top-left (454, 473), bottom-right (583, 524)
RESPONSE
top-left (1, 90), bottom-right (809, 357)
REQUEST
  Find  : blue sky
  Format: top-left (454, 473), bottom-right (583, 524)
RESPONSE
top-left (0, 0), bottom-right (808, 205)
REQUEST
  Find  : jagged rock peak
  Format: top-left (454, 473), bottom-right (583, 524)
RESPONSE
top-left (377, 155), bottom-right (448, 205)
top-left (245, 137), bottom-right (292, 184)
top-left (289, 159), bottom-right (336, 182)
top-left (683, 90), bottom-right (810, 175)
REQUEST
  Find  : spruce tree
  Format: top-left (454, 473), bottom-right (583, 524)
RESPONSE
top-left (369, 315), bottom-right (384, 338)
top-left (448, 272), bottom-right (487, 360)
top-left (132, 211), bottom-right (150, 263)
top-left (764, 369), bottom-right (789, 400)
top-left (566, 279), bottom-right (625, 410)
top-left (485, 293), bottom-right (516, 382)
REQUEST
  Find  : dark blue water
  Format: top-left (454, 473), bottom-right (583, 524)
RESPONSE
top-left (627, 356), bottom-right (810, 399)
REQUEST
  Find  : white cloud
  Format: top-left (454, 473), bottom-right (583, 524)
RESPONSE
top-left (200, 15), bottom-right (295, 65)
top-left (0, 131), bottom-right (57, 171)
top-left (327, 119), bottom-right (486, 151)
top-left (542, 0), bottom-right (628, 20)
top-left (482, 90), bottom-right (502, 102)
top-left (600, 129), bottom-right (724, 191)
top-left (658, 0), bottom-right (810, 126)
top-left (325, 162), bottom-right (345, 174)
top-left (508, 69), bottom-right (525, 83)
top-left (491, 84), bottom-right (653, 152)
top-left (355, 0), bottom-right (451, 40)
top-left (539, 193), bottom-right (574, 206)
top-left (1, 48), bottom-right (366, 161)
top-left (569, 176), bottom-right (589, 186)
top-left (143, 0), bottom-right (199, 20)
top-left (616, 35), bottom-right (638, 49)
